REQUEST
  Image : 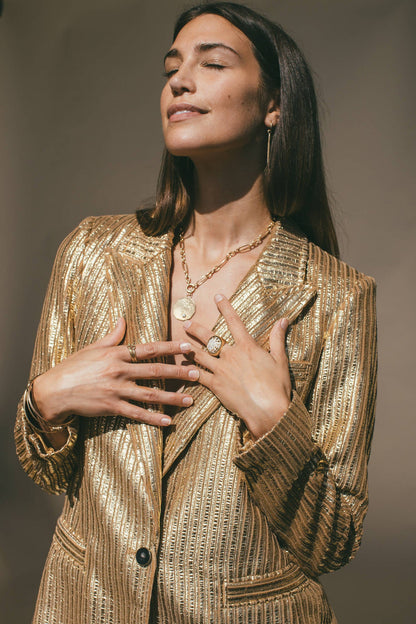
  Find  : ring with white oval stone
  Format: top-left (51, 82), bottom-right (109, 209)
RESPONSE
top-left (206, 335), bottom-right (227, 357)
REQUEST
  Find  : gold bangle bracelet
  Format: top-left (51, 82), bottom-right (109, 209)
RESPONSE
top-left (24, 378), bottom-right (77, 433)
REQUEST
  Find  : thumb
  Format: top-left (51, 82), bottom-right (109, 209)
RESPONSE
top-left (90, 317), bottom-right (126, 349)
top-left (269, 318), bottom-right (289, 362)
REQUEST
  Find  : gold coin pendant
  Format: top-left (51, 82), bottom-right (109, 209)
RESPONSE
top-left (173, 297), bottom-right (196, 321)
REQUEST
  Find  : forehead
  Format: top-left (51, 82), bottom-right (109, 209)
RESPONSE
top-left (170, 13), bottom-right (254, 57)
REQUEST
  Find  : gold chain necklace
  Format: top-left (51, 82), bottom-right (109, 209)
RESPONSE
top-left (172, 220), bottom-right (275, 321)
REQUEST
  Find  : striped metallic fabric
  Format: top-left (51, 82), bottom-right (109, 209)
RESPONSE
top-left (15, 214), bottom-right (377, 624)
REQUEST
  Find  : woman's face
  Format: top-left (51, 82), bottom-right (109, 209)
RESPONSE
top-left (160, 14), bottom-right (277, 160)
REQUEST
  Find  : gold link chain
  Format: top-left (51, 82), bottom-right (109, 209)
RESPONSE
top-left (179, 220), bottom-right (275, 296)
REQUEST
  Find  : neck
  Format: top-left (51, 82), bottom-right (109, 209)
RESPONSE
top-left (184, 147), bottom-right (271, 256)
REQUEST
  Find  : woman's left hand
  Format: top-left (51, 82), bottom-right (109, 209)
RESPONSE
top-left (183, 294), bottom-right (292, 441)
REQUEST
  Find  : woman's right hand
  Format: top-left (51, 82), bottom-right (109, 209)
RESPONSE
top-left (32, 318), bottom-right (199, 428)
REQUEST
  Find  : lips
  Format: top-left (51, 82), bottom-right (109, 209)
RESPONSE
top-left (167, 102), bottom-right (208, 120)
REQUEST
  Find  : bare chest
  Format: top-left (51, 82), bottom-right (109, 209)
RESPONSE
top-left (164, 238), bottom-right (271, 398)
top-left (168, 245), bottom-right (262, 367)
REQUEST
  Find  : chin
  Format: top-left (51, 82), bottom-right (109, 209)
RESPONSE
top-left (166, 147), bottom-right (198, 158)
top-left (163, 124), bottom-right (217, 157)
top-left (164, 139), bottom-right (207, 158)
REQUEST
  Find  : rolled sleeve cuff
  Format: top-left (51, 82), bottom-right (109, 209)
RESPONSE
top-left (17, 399), bottom-right (79, 461)
top-left (27, 424), bottom-right (79, 458)
top-left (233, 391), bottom-right (324, 483)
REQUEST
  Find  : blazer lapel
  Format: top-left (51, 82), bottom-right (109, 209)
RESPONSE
top-left (104, 230), bottom-right (173, 346)
top-left (162, 220), bottom-right (317, 476)
top-left (104, 229), bottom-right (174, 496)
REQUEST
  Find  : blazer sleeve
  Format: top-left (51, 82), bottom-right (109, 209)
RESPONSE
top-left (14, 218), bottom-right (94, 495)
top-left (233, 274), bottom-right (377, 577)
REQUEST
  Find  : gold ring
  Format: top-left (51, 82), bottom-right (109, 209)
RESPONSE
top-left (206, 335), bottom-right (226, 357)
top-left (127, 344), bottom-right (139, 363)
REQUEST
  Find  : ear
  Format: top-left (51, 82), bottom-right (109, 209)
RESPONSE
top-left (264, 90), bottom-right (280, 128)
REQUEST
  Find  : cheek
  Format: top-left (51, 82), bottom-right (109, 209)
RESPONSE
top-left (160, 83), bottom-right (173, 115)
top-left (160, 87), bottom-right (168, 115)
top-left (240, 86), bottom-right (263, 115)
top-left (221, 87), bottom-right (264, 128)
top-left (226, 78), bottom-right (262, 110)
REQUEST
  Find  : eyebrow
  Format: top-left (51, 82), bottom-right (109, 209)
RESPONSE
top-left (163, 42), bottom-right (240, 64)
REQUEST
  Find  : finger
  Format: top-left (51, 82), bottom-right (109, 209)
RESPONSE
top-left (115, 401), bottom-right (172, 427)
top-left (86, 318), bottom-right (126, 349)
top-left (269, 318), bottom-right (289, 362)
top-left (126, 362), bottom-right (200, 382)
top-left (213, 294), bottom-right (252, 344)
top-left (182, 319), bottom-right (213, 346)
top-left (121, 383), bottom-right (194, 408)
top-left (119, 340), bottom-right (193, 362)
top-left (191, 347), bottom-right (221, 372)
top-left (195, 368), bottom-right (215, 391)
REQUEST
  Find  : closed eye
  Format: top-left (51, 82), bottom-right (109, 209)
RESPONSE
top-left (201, 62), bottom-right (226, 70)
top-left (163, 69), bottom-right (178, 78)
top-left (163, 63), bottom-right (226, 79)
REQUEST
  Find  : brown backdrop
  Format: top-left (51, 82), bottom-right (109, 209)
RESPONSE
top-left (1, 1), bottom-right (415, 621)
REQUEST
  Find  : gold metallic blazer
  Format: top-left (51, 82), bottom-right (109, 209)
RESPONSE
top-left (15, 215), bottom-right (377, 624)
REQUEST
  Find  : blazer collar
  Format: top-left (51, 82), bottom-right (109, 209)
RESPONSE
top-left (105, 218), bottom-right (316, 476)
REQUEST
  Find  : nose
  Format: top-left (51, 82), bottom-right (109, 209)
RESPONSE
top-left (168, 64), bottom-right (196, 96)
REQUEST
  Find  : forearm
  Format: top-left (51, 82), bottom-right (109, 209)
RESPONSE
top-left (235, 275), bottom-right (377, 577)
top-left (14, 220), bottom-right (93, 493)
top-left (15, 396), bottom-right (79, 494)
top-left (24, 375), bottom-right (75, 449)
top-left (234, 391), bottom-right (362, 576)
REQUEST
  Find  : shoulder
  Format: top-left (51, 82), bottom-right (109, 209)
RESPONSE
top-left (306, 240), bottom-right (376, 313)
top-left (59, 213), bottom-right (168, 261)
top-left (74, 213), bottom-right (144, 249)
top-left (277, 219), bottom-right (376, 299)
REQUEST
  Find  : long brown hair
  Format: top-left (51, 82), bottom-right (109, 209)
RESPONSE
top-left (137, 2), bottom-right (339, 258)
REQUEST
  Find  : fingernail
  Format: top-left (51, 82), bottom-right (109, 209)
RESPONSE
top-left (188, 369), bottom-right (200, 380)
top-left (214, 294), bottom-right (223, 302)
top-left (183, 320), bottom-right (191, 329)
top-left (180, 342), bottom-right (192, 352)
top-left (161, 417), bottom-right (171, 426)
top-left (182, 396), bottom-right (193, 406)
top-left (280, 318), bottom-right (289, 330)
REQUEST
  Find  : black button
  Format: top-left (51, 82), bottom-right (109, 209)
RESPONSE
top-left (136, 547), bottom-right (152, 567)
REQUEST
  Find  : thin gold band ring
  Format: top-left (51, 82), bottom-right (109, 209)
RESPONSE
top-left (127, 344), bottom-right (139, 363)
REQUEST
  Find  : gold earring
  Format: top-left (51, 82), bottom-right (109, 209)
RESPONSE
top-left (266, 124), bottom-right (274, 171)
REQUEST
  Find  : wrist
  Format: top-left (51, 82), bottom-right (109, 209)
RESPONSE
top-left (32, 374), bottom-right (70, 423)
top-left (30, 376), bottom-right (75, 427)
top-left (244, 394), bottom-right (292, 442)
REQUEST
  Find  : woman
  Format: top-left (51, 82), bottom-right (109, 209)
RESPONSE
top-left (15, 3), bottom-right (377, 623)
